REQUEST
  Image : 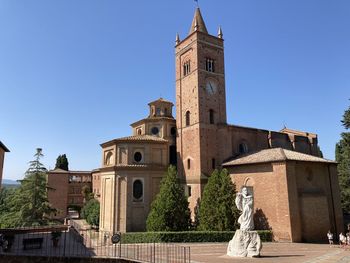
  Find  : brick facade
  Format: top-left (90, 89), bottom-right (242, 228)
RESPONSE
top-left (47, 169), bottom-right (92, 219)
top-left (0, 141), bottom-right (10, 188)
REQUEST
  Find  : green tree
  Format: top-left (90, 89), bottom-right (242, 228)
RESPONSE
top-left (81, 185), bottom-right (94, 203)
top-left (55, 154), bottom-right (69, 171)
top-left (9, 148), bottom-right (56, 226)
top-left (0, 187), bottom-right (18, 227)
top-left (81, 199), bottom-right (100, 227)
top-left (146, 165), bottom-right (191, 231)
top-left (336, 102), bottom-right (350, 213)
top-left (198, 169), bottom-right (239, 231)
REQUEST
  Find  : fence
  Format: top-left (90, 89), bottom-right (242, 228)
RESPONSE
top-left (0, 225), bottom-right (190, 263)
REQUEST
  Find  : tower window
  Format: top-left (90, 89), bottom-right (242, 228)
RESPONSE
top-left (185, 111), bottom-right (190, 126)
top-left (209, 109), bottom-right (214, 124)
top-left (212, 158), bottom-right (216, 169)
top-left (187, 159), bottom-right (191, 169)
top-left (156, 108), bottom-right (161, 116)
top-left (183, 61), bottom-right (191, 76)
top-left (205, 58), bottom-right (215, 72)
top-left (187, 185), bottom-right (192, 197)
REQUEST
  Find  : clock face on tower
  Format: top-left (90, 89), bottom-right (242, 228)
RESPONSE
top-left (205, 80), bottom-right (217, 95)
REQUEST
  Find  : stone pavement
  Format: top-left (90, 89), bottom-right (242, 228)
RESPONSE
top-left (187, 242), bottom-right (350, 263)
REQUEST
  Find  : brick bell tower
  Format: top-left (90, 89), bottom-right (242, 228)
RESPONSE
top-left (175, 8), bottom-right (227, 214)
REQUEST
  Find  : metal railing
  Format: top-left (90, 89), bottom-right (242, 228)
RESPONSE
top-left (0, 225), bottom-right (190, 263)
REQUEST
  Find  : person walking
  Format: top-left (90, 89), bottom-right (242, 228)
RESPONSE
top-left (327, 230), bottom-right (334, 247)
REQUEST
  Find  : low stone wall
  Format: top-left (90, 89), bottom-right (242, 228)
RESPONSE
top-left (0, 255), bottom-right (136, 263)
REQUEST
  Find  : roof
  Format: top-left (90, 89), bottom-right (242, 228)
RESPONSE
top-left (48, 168), bottom-right (92, 174)
top-left (280, 127), bottom-right (317, 138)
top-left (148, 98), bottom-right (174, 106)
top-left (189, 8), bottom-right (208, 35)
top-left (0, 141), bottom-right (10, 152)
top-left (130, 116), bottom-right (175, 127)
top-left (101, 135), bottom-right (168, 146)
top-left (222, 148), bottom-right (335, 167)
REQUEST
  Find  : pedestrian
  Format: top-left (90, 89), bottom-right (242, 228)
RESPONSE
top-left (339, 232), bottom-right (346, 248)
top-left (327, 230), bottom-right (334, 246)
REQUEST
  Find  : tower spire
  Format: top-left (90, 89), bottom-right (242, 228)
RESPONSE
top-left (218, 26), bottom-right (223, 39)
top-left (189, 8), bottom-right (208, 35)
top-left (175, 33), bottom-right (180, 45)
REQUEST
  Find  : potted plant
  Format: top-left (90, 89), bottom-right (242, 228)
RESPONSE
top-left (51, 230), bottom-right (62, 247)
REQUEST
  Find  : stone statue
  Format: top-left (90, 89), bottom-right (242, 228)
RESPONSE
top-left (227, 186), bottom-right (262, 258)
top-left (235, 187), bottom-right (254, 231)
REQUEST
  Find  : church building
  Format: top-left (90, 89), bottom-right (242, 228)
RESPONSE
top-left (96, 8), bottom-right (343, 242)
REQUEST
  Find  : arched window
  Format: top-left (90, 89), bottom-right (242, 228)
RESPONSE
top-left (183, 61), bottom-right (191, 76)
top-left (187, 159), bottom-right (191, 169)
top-left (239, 143), bottom-right (249, 154)
top-left (205, 58), bottom-right (215, 72)
top-left (105, 151), bottom-right (113, 166)
top-left (185, 111), bottom-right (190, 126)
top-left (133, 179), bottom-right (143, 202)
top-left (209, 109), bottom-right (214, 124)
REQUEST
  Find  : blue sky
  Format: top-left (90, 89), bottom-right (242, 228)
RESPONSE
top-left (0, 0), bottom-right (349, 180)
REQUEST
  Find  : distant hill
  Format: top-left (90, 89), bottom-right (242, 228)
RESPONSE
top-left (2, 179), bottom-right (20, 188)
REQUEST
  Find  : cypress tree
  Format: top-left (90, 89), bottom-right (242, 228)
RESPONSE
top-left (55, 154), bottom-right (69, 171)
top-left (198, 169), bottom-right (239, 231)
top-left (146, 165), bottom-right (191, 231)
top-left (336, 102), bottom-right (350, 213)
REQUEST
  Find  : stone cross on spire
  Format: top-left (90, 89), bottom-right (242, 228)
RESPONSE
top-left (188, 8), bottom-right (208, 35)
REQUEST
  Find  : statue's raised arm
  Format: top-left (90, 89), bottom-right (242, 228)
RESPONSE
top-left (235, 192), bottom-right (243, 211)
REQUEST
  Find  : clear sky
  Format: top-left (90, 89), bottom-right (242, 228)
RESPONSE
top-left (1, 0), bottom-right (349, 180)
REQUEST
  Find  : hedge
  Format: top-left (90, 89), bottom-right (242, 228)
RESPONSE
top-left (121, 230), bottom-right (272, 243)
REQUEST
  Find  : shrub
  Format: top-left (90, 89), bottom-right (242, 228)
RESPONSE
top-left (121, 230), bottom-right (272, 243)
top-left (81, 199), bottom-right (100, 227)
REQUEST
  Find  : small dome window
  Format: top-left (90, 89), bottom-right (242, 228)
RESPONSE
top-left (151, 127), bottom-right (159, 135)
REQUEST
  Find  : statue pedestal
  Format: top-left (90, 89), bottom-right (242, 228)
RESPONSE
top-left (227, 230), bottom-right (262, 258)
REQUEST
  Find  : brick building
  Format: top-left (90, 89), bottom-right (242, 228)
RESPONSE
top-left (52, 8), bottom-right (342, 242)
top-left (0, 141), bottom-right (10, 188)
top-left (47, 169), bottom-right (92, 219)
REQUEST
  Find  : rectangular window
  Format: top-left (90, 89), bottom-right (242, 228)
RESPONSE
top-left (212, 158), bottom-right (216, 169)
top-left (205, 58), bottom-right (215, 72)
top-left (188, 186), bottom-right (192, 197)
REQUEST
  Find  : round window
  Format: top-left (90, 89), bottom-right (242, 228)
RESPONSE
top-left (170, 127), bottom-right (176, 136)
top-left (151, 127), bottom-right (159, 135)
top-left (133, 180), bottom-right (143, 200)
top-left (134, 152), bottom-right (142, 162)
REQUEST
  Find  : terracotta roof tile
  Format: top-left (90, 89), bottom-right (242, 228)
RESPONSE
top-left (223, 148), bottom-right (335, 166)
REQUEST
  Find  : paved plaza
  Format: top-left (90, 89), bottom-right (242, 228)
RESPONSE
top-left (188, 242), bottom-right (350, 263)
